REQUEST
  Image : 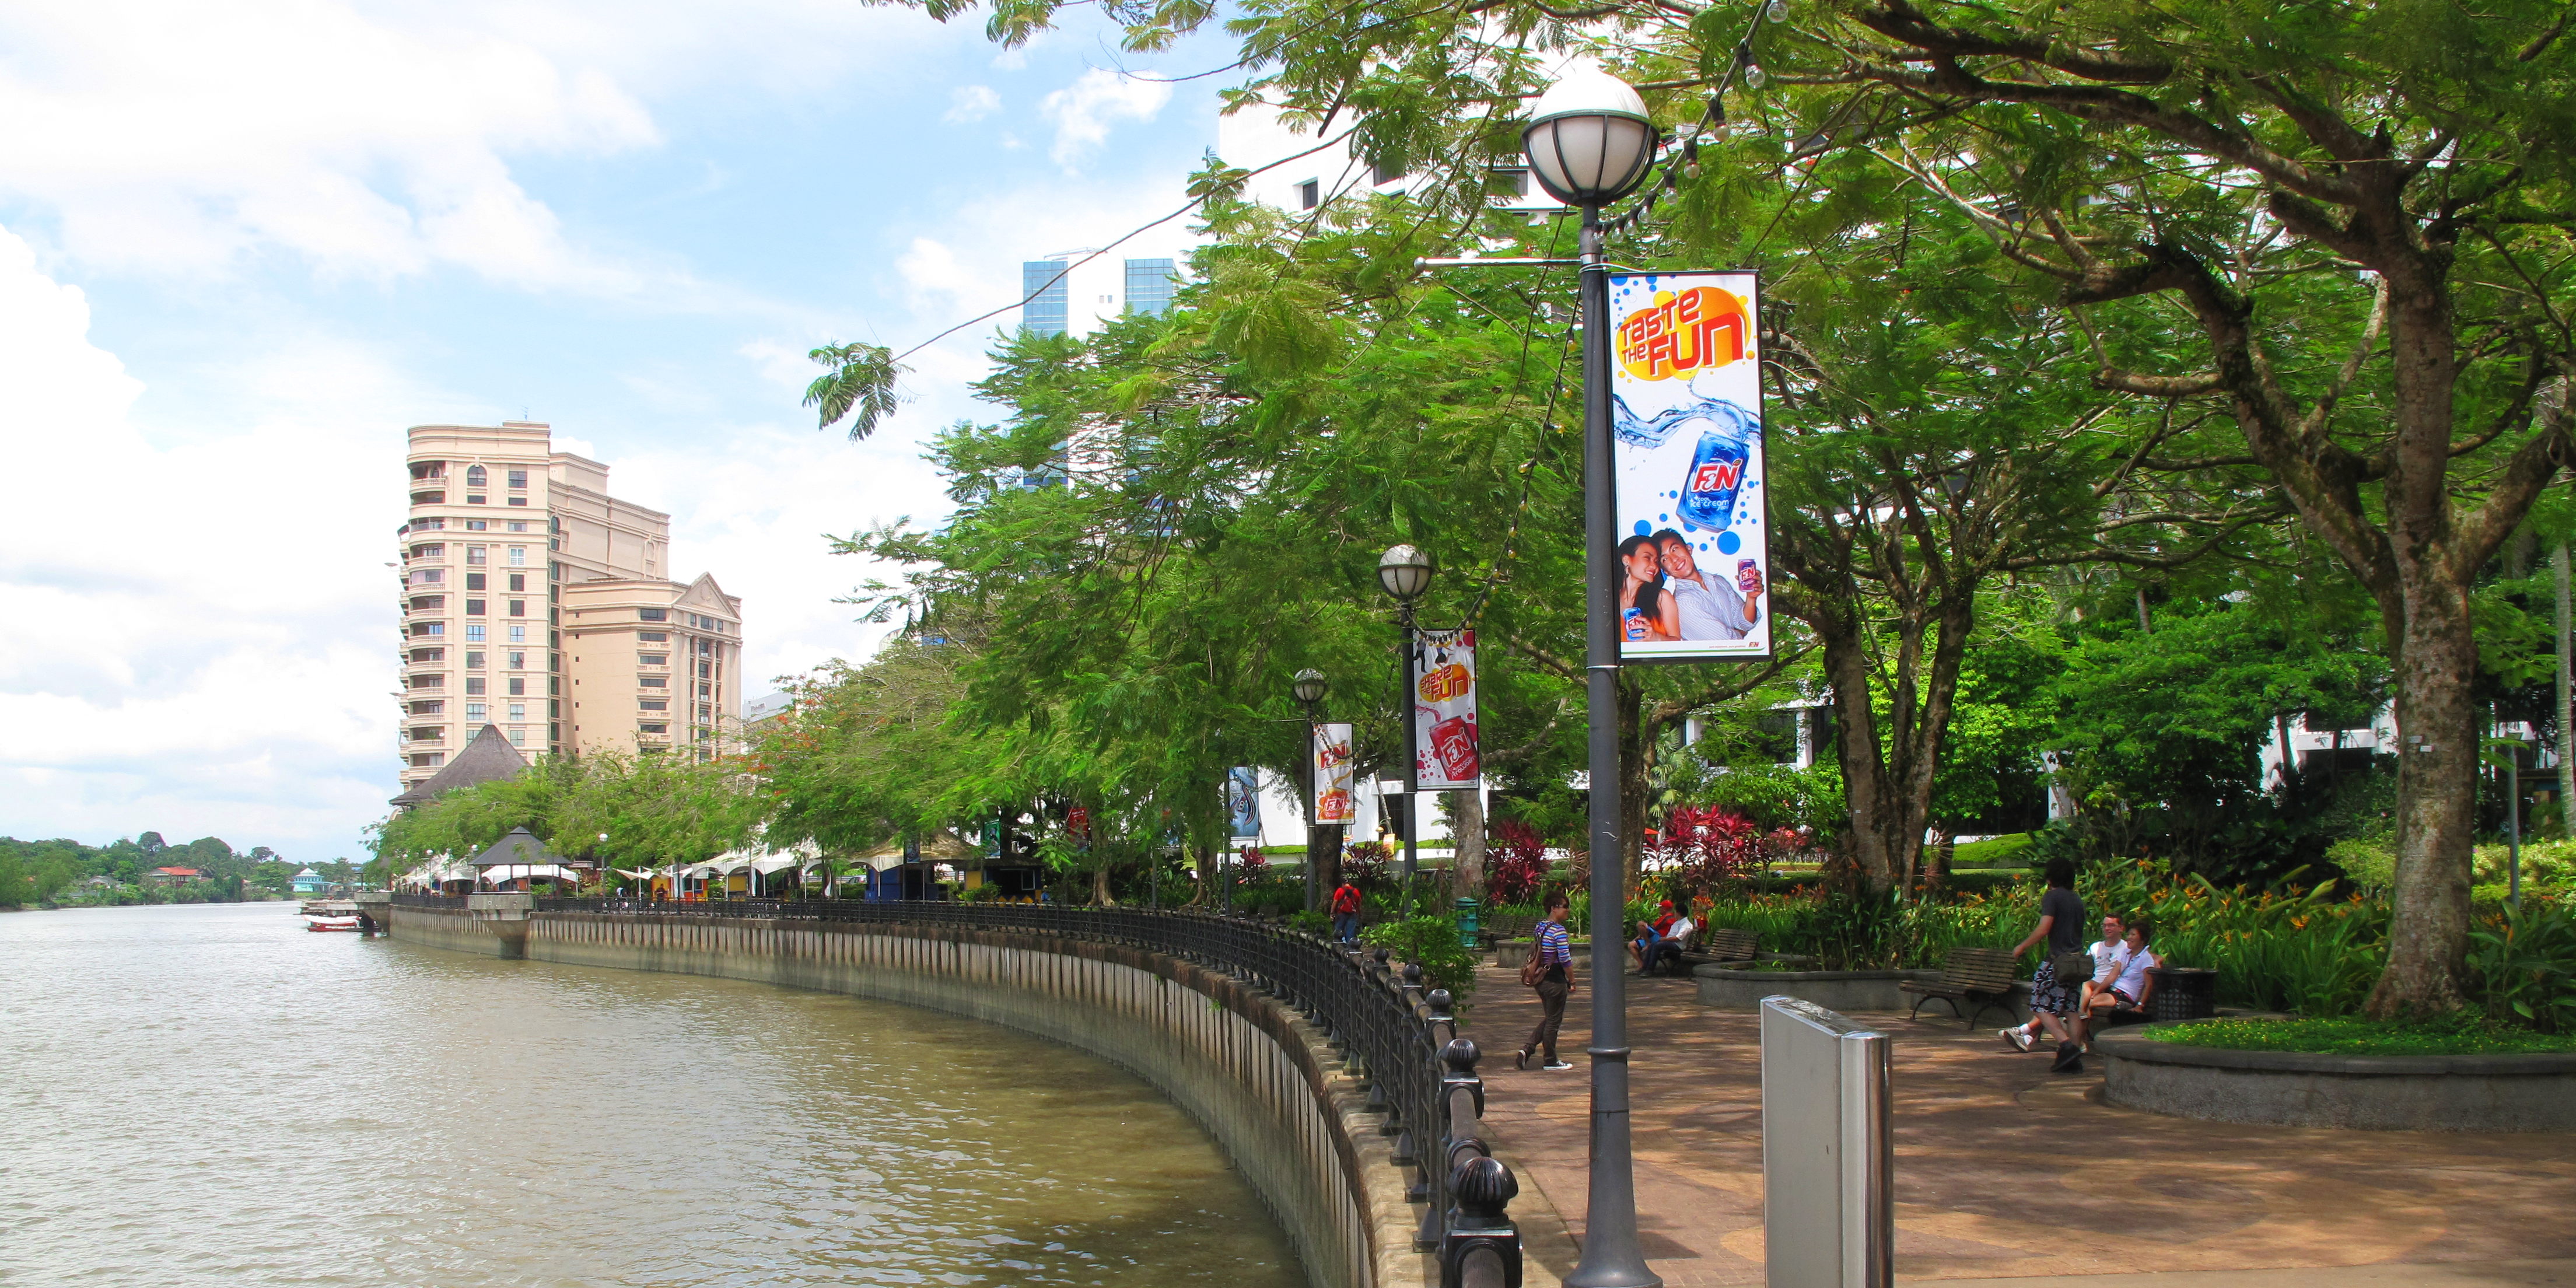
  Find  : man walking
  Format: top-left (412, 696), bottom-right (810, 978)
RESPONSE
top-left (1330, 878), bottom-right (1363, 945)
top-left (1516, 892), bottom-right (1577, 1071)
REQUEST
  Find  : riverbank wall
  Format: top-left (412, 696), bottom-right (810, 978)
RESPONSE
top-left (386, 901), bottom-right (1423, 1288)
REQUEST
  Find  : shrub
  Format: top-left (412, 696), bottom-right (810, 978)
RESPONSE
top-left (1360, 915), bottom-right (1480, 999)
top-left (1343, 842), bottom-right (1391, 890)
top-left (2470, 899), bottom-right (2576, 1034)
top-left (1486, 822), bottom-right (1550, 906)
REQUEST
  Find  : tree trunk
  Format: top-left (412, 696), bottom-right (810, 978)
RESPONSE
top-left (2556, 542), bottom-right (2573, 840)
top-left (2364, 544), bottom-right (2480, 1016)
top-left (1453, 788), bottom-right (1486, 898)
top-left (1091, 860), bottom-right (1116, 907)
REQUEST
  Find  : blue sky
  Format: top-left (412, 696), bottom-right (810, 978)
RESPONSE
top-left (0, 0), bottom-right (1233, 863)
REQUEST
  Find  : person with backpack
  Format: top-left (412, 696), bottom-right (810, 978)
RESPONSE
top-left (1329, 878), bottom-right (1363, 945)
top-left (1515, 891), bottom-right (1577, 1072)
top-left (2004, 911), bottom-right (2124, 1052)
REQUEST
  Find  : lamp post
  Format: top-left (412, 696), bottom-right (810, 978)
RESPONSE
top-left (1294, 668), bottom-right (1329, 913)
top-left (1378, 544), bottom-right (1434, 914)
top-left (1524, 65), bottom-right (1662, 1288)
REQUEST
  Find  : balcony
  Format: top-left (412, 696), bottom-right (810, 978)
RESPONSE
top-left (408, 673), bottom-right (446, 690)
top-left (411, 490), bottom-right (446, 506)
top-left (408, 727), bottom-right (446, 743)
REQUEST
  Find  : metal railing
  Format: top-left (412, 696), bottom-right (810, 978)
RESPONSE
top-left (526, 897), bottom-right (1521, 1273)
top-left (390, 892), bottom-right (467, 907)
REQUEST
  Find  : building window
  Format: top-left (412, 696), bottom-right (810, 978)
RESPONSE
top-left (467, 547), bottom-right (486, 565)
top-left (639, 676), bottom-right (667, 688)
top-left (410, 461), bottom-right (445, 481)
top-left (413, 622), bottom-right (444, 637)
top-left (508, 650), bottom-right (526, 669)
top-left (411, 752), bottom-right (446, 768)
top-left (639, 653), bottom-right (667, 666)
top-left (508, 573), bottom-right (526, 593)
top-left (408, 596), bottom-right (443, 611)
top-left (408, 568), bottom-right (444, 585)
top-left (1124, 258), bottom-right (1178, 316)
top-left (466, 465), bottom-right (488, 488)
top-left (466, 702), bottom-right (487, 720)
top-left (639, 699), bottom-right (668, 711)
top-left (1021, 260), bottom-right (1071, 337)
top-left (639, 722), bottom-right (668, 734)
top-left (466, 495), bottom-right (487, 505)
top-left (465, 573), bottom-right (487, 591)
top-left (550, 562), bottom-right (561, 582)
top-left (466, 651), bottom-right (485, 668)
top-left (509, 728), bottom-right (525, 746)
top-left (466, 677), bottom-right (487, 695)
top-left (509, 702), bottom-right (526, 720)
top-left (508, 496), bottom-right (527, 506)
top-left (698, 683), bottom-right (712, 698)
top-left (408, 673), bottom-right (444, 689)
top-left (508, 520), bottom-right (529, 532)
top-left (508, 470), bottom-right (527, 489)
top-left (639, 608), bottom-right (667, 622)
top-left (508, 547), bottom-right (526, 566)
top-left (508, 600), bottom-right (525, 617)
top-left (410, 544), bottom-right (444, 560)
top-left (465, 598), bottom-right (487, 616)
top-left (410, 517), bottom-right (446, 531)
top-left (1373, 160), bottom-right (1404, 186)
top-left (509, 626), bottom-right (527, 643)
top-left (408, 648), bottom-right (443, 663)
top-left (1298, 178), bottom-right (1320, 209)
top-left (410, 700), bottom-right (443, 716)
top-left (1490, 166), bottom-right (1531, 198)
top-left (465, 519), bottom-right (487, 531)
top-left (639, 631), bottom-right (668, 642)
top-left (465, 625), bottom-right (485, 642)
top-left (697, 662), bottom-right (712, 678)
top-left (508, 678), bottom-right (525, 696)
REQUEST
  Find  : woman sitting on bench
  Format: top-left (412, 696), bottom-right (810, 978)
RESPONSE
top-left (2076, 918), bottom-right (2158, 1044)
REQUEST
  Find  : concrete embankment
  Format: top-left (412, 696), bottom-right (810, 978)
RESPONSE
top-left (386, 901), bottom-right (1423, 1288)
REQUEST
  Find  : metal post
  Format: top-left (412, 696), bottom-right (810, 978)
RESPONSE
top-left (1567, 204), bottom-right (1658, 1288)
top-left (1760, 997), bottom-right (1891, 1288)
top-left (1306, 713), bottom-right (1321, 914)
top-left (1402, 606), bottom-right (1421, 915)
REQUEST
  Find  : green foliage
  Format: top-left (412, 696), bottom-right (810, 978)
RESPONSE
top-left (2150, 1016), bottom-right (2576, 1056)
top-left (1359, 915), bottom-right (1479, 999)
top-left (366, 752), bottom-right (765, 880)
top-left (2469, 901), bottom-right (2576, 1034)
top-left (0, 834), bottom-right (278, 907)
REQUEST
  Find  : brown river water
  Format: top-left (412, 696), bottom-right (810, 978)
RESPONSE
top-left (0, 902), bottom-right (1302, 1286)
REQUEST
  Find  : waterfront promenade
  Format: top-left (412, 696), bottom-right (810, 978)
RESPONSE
top-left (1462, 963), bottom-right (2576, 1288)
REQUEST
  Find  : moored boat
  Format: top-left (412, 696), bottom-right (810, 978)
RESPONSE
top-left (304, 916), bottom-right (363, 932)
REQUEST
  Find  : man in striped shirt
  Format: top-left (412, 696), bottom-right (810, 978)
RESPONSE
top-left (1516, 891), bottom-right (1577, 1071)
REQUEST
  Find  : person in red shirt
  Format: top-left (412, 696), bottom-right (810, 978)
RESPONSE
top-left (1631, 899), bottom-right (1678, 971)
top-left (1330, 880), bottom-right (1363, 944)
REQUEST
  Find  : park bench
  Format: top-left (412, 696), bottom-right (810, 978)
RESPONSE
top-left (1899, 947), bottom-right (2022, 1028)
top-left (1482, 912), bottom-right (1536, 951)
top-left (1668, 926), bottom-right (1760, 974)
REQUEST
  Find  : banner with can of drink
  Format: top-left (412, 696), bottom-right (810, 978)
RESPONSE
top-left (1312, 723), bottom-right (1356, 824)
top-left (1410, 631), bottom-right (1479, 790)
top-left (1608, 271), bottom-right (1772, 661)
top-left (1225, 766), bottom-right (1263, 840)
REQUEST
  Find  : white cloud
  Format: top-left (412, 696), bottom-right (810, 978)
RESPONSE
top-left (945, 85), bottom-right (1001, 123)
top-left (0, 226), bottom-right (412, 857)
top-left (1040, 69), bottom-right (1172, 168)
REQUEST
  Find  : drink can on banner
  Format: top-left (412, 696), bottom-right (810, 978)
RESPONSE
top-left (1314, 723), bottom-right (1357, 824)
top-left (1606, 272), bottom-right (1772, 662)
top-left (1409, 632), bottom-right (1480, 790)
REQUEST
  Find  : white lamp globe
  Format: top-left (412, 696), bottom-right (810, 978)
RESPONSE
top-left (1521, 66), bottom-right (1659, 206)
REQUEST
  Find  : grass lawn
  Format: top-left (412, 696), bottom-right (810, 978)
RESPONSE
top-left (1950, 834), bottom-right (2034, 867)
top-left (2150, 1016), bottom-right (2576, 1056)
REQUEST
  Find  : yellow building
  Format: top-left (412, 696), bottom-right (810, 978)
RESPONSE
top-left (396, 422), bottom-right (744, 794)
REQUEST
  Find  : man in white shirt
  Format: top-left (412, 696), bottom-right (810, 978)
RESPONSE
top-left (1645, 912), bottom-right (1698, 976)
top-left (1656, 531), bottom-right (1760, 642)
top-left (2077, 918), bottom-right (2159, 1043)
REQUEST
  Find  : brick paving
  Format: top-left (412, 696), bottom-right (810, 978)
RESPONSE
top-left (1459, 960), bottom-right (2576, 1287)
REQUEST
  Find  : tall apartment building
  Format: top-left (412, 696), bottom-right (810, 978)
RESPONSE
top-left (1018, 251), bottom-right (1180, 338)
top-left (396, 422), bottom-right (743, 796)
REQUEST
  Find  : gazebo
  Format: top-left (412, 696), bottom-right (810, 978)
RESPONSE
top-left (470, 827), bottom-right (580, 891)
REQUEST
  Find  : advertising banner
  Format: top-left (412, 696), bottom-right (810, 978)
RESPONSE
top-left (1225, 766), bottom-right (1263, 840)
top-left (1410, 630), bottom-right (1480, 790)
top-left (1312, 723), bottom-right (1356, 824)
top-left (1608, 272), bottom-right (1772, 661)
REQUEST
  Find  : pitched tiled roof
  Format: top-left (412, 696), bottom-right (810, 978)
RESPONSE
top-left (470, 826), bottom-right (561, 868)
top-left (390, 725), bottom-right (529, 808)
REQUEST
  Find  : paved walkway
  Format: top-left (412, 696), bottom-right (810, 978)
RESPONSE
top-left (1459, 961), bottom-right (2576, 1288)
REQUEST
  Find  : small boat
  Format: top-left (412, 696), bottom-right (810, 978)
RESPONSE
top-left (305, 915), bottom-right (363, 932)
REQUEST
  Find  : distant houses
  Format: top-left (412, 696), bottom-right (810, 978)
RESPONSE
top-left (292, 867), bottom-right (327, 895)
top-left (145, 866), bottom-right (204, 886)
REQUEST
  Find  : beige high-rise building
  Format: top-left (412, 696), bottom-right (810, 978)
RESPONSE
top-left (396, 423), bottom-right (744, 794)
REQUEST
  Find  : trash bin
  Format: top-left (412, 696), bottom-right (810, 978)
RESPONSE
top-left (1454, 896), bottom-right (1481, 951)
top-left (2147, 967), bottom-right (2217, 1022)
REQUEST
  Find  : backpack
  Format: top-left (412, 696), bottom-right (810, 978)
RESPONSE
top-left (2051, 1040), bottom-right (2087, 1074)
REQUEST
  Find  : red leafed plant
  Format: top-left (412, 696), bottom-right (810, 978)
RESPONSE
top-left (1486, 821), bottom-right (1552, 907)
top-left (1652, 805), bottom-right (1762, 899)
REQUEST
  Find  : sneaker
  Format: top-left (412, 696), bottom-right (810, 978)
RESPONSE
top-left (2001, 1027), bottom-right (2035, 1052)
top-left (1542, 1060), bottom-right (1576, 1072)
top-left (1514, 1049), bottom-right (1528, 1072)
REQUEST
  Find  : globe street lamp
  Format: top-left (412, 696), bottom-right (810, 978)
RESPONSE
top-left (1524, 66), bottom-right (1663, 1288)
top-left (1377, 544), bottom-right (1433, 913)
top-left (1293, 668), bottom-right (1328, 912)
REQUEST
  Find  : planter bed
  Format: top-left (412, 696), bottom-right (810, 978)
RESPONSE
top-left (2096, 1027), bottom-right (2576, 1132)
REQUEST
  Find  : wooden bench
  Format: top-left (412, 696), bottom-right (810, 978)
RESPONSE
top-left (1670, 927), bottom-right (1759, 974)
top-left (1899, 947), bottom-right (2022, 1027)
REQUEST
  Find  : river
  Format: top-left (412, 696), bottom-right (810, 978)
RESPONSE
top-left (0, 902), bottom-right (1303, 1286)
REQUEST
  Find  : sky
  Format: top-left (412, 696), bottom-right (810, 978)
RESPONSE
top-left (0, 0), bottom-right (1237, 863)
